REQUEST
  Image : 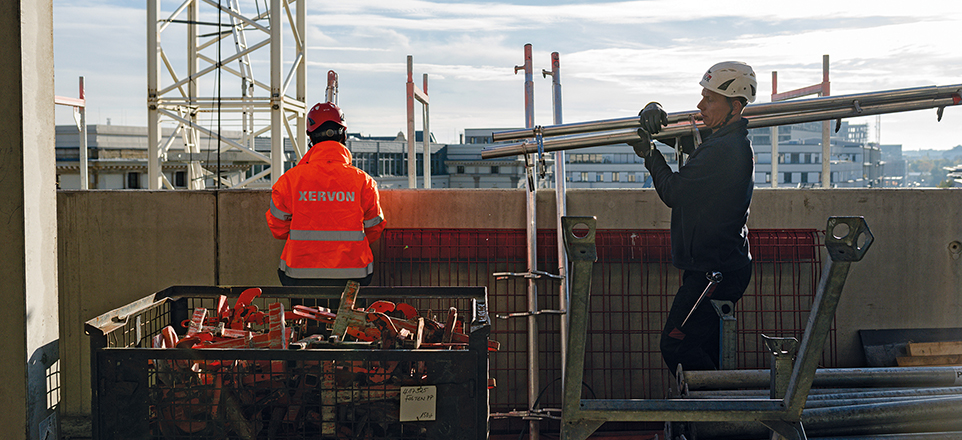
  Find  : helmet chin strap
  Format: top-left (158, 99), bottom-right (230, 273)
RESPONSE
top-left (721, 98), bottom-right (737, 127)
top-left (308, 127), bottom-right (346, 147)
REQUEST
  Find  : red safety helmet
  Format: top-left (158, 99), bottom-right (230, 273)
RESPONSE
top-left (306, 102), bottom-right (346, 134)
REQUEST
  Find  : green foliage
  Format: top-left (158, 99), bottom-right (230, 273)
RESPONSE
top-left (906, 157), bottom-right (962, 187)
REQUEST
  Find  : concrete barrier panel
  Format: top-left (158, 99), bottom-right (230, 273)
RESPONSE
top-left (57, 188), bottom-right (962, 417)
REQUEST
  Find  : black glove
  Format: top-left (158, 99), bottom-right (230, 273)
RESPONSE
top-left (639, 102), bottom-right (668, 135)
top-left (628, 128), bottom-right (653, 158)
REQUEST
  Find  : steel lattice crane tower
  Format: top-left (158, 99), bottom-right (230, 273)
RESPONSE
top-left (147, 0), bottom-right (307, 189)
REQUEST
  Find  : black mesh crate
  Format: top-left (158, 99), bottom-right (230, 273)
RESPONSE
top-left (86, 286), bottom-right (491, 440)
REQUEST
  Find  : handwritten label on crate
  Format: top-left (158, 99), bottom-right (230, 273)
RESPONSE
top-left (399, 386), bottom-right (437, 422)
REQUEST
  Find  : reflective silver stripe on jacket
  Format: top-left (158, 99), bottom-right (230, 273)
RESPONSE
top-left (289, 229), bottom-right (366, 241)
top-left (279, 260), bottom-right (374, 279)
top-left (270, 199), bottom-right (291, 221)
top-left (364, 215), bottom-right (384, 229)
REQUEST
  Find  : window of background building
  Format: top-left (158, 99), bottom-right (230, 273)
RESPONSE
top-left (596, 173), bottom-right (603, 182)
top-left (431, 154), bottom-right (445, 176)
top-left (612, 172), bottom-right (620, 182)
top-left (491, 166), bottom-right (499, 174)
top-left (580, 172), bottom-right (588, 181)
top-left (174, 171), bottom-right (186, 188)
top-left (457, 166), bottom-right (465, 174)
top-left (784, 172), bottom-right (793, 184)
top-left (246, 164), bottom-right (267, 181)
top-left (572, 154), bottom-right (605, 163)
top-left (627, 173), bottom-right (636, 182)
top-left (127, 172), bottom-right (141, 189)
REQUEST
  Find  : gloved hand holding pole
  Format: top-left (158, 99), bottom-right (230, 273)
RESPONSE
top-left (639, 101), bottom-right (668, 134)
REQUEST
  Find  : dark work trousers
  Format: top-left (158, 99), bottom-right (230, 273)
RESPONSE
top-left (661, 262), bottom-right (752, 375)
top-left (277, 269), bottom-right (373, 287)
top-left (278, 270), bottom-right (374, 310)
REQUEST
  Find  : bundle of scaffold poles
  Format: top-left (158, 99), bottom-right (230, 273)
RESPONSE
top-left (480, 84), bottom-right (962, 160)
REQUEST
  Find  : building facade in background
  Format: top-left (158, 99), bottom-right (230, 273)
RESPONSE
top-left (54, 125), bottom-right (448, 189)
top-left (56, 120), bottom-right (919, 190)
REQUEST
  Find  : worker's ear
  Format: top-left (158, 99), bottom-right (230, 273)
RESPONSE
top-left (731, 98), bottom-right (746, 116)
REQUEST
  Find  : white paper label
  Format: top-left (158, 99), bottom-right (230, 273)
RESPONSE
top-left (399, 385), bottom-right (437, 422)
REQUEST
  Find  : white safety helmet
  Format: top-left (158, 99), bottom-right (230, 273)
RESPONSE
top-left (700, 61), bottom-right (757, 103)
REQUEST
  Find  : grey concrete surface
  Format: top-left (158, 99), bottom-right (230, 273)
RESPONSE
top-left (1, 1), bottom-right (60, 439)
top-left (55, 188), bottom-right (962, 421)
top-left (57, 190), bottom-right (217, 416)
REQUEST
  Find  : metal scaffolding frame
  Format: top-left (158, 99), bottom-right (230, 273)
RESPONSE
top-left (491, 44), bottom-right (571, 440)
top-left (406, 55), bottom-right (432, 189)
top-left (771, 55), bottom-right (832, 188)
top-left (560, 216), bottom-right (875, 440)
top-left (482, 76), bottom-right (959, 439)
top-left (55, 76), bottom-right (88, 189)
top-left (147, 0), bottom-right (306, 189)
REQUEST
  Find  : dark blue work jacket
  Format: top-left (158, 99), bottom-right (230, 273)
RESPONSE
top-left (644, 118), bottom-right (754, 273)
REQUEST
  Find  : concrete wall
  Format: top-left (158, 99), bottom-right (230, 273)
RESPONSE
top-left (56, 188), bottom-right (962, 417)
top-left (1, 1), bottom-right (60, 439)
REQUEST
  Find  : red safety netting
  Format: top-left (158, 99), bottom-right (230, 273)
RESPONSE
top-left (374, 228), bottom-right (825, 431)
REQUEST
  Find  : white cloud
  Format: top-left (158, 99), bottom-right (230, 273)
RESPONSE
top-left (53, 0), bottom-right (962, 148)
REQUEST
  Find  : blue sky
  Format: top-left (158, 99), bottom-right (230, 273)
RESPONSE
top-left (53, 0), bottom-right (962, 150)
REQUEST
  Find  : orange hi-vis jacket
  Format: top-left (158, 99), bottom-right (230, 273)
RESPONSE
top-left (266, 140), bottom-right (385, 280)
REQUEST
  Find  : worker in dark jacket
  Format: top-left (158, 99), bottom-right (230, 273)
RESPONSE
top-left (266, 102), bottom-right (385, 287)
top-left (630, 61), bottom-right (756, 375)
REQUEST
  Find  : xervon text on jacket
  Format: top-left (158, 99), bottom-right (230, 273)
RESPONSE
top-left (266, 140), bottom-right (386, 279)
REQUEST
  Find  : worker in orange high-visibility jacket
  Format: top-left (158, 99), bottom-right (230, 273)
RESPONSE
top-left (266, 102), bottom-right (385, 287)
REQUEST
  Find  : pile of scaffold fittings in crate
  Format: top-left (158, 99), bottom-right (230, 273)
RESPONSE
top-left (90, 283), bottom-right (496, 440)
top-left (156, 282), bottom-right (498, 352)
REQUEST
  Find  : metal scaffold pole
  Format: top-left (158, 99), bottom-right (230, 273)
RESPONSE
top-left (422, 73), bottom-right (431, 189)
top-left (481, 83), bottom-right (961, 160)
top-left (269, 0), bottom-right (283, 185)
top-left (822, 55), bottom-right (831, 188)
top-left (543, 51), bottom-right (569, 383)
top-left (147, 0), bottom-right (161, 189)
top-left (521, 43), bottom-right (540, 440)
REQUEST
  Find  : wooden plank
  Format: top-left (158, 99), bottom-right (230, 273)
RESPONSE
top-left (896, 354), bottom-right (962, 367)
top-left (906, 341), bottom-right (962, 356)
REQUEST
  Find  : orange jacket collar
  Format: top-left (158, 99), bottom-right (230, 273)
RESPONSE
top-left (300, 140), bottom-right (352, 165)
